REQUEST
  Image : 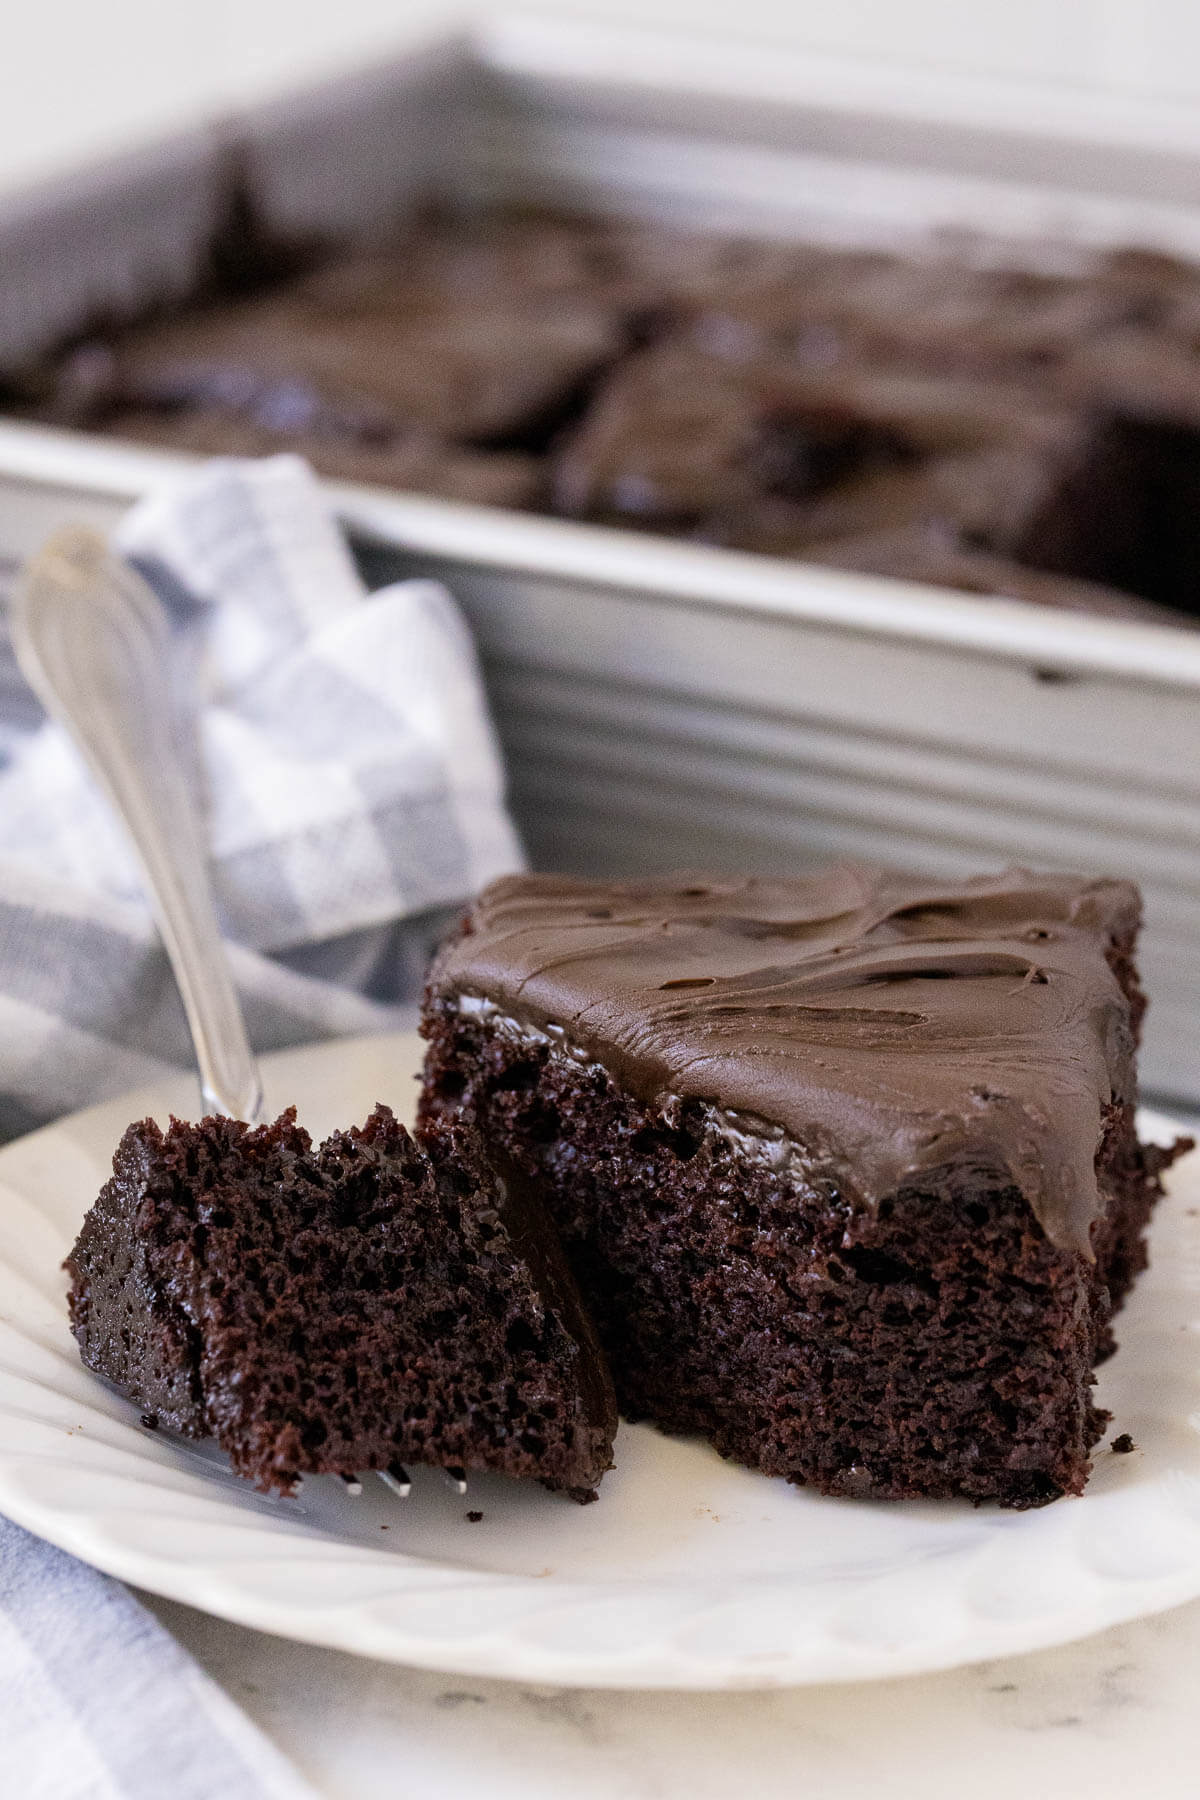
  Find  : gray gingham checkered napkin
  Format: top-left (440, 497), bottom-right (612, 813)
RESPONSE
top-left (0, 452), bottom-right (524, 1137)
top-left (0, 1518), bottom-right (318, 1800)
top-left (0, 453), bottom-right (525, 1797)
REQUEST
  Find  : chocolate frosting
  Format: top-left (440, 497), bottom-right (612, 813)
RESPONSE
top-left (431, 865), bottom-right (1142, 1255)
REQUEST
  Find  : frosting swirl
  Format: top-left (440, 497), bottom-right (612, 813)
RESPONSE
top-left (430, 865), bottom-right (1142, 1255)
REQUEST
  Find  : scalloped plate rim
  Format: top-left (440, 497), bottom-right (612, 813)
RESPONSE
top-left (0, 1030), bottom-right (1195, 1690)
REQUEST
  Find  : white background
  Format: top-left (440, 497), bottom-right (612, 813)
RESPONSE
top-left (4, 0), bottom-right (1200, 195)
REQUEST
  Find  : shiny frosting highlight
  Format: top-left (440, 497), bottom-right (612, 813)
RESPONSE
top-left (431, 866), bottom-right (1142, 1255)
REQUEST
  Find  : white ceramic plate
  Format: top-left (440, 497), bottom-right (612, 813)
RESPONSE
top-left (0, 1030), bottom-right (1197, 1690)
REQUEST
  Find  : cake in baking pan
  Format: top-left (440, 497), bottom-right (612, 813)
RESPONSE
top-left (12, 204), bottom-right (1200, 626)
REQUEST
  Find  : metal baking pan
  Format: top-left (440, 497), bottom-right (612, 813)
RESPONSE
top-left (1, 13), bottom-right (1198, 1100)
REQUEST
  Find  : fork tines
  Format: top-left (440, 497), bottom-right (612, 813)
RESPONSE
top-left (340, 1463), bottom-right (466, 1499)
top-left (377, 1463), bottom-right (412, 1499)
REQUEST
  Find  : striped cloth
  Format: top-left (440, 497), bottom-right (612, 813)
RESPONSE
top-left (0, 454), bottom-right (525, 1795)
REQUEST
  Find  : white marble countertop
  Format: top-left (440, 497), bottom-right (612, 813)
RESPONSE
top-left (142, 1588), bottom-right (1200, 1799)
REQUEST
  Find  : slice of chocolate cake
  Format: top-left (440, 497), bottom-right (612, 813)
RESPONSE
top-left (420, 866), bottom-right (1187, 1508)
top-left (65, 1104), bottom-right (616, 1500)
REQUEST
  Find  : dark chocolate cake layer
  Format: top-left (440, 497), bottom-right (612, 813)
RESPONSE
top-left (419, 866), bottom-right (1186, 1506)
top-left (14, 204), bottom-right (1200, 624)
top-left (65, 1103), bottom-right (617, 1500)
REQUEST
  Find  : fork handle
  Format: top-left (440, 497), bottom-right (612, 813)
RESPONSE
top-left (13, 526), bottom-right (264, 1124)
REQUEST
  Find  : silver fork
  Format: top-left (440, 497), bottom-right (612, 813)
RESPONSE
top-left (13, 525), bottom-right (449, 1501)
top-left (15, 526), bottom-right (263, 1128)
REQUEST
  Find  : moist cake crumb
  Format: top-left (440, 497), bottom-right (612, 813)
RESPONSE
top-left (66, 1103), bottom-right (616, 1501)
